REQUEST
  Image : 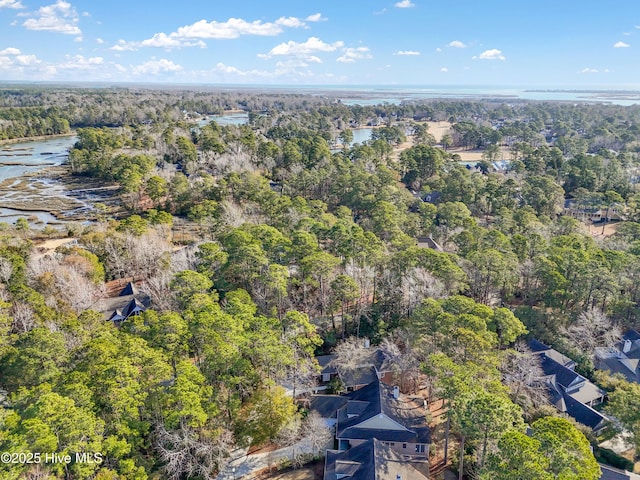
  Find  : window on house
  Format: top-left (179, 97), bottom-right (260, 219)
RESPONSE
top-left (402, 443), bottom-right (407, 449)
top-left (415, 444), bottom-right (425, 453)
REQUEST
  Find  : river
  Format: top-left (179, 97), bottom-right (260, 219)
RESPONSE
top-left (0, 135), bottom-right (87, 227)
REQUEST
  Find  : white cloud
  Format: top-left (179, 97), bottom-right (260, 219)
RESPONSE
top-left (22, 0), bottom-right (81, 35)
top-left (475, 49), bottom-right (505, 60)
top-left (373, 8), bottom-right (387, 14)
top-left (0, 47), bottom-right (21, 55)
top-left (337, 46), bottom-right (372, 63)
top-left (113, 15), bottom-right (309, 51)
top-left (73, 35), bottom-right (82, 42)
top-left (215, 62), bottom-right (245, 75)
top-left (447, 40), bottom-right (467, 48)
top-left (57, 54), bottom-right (104, 70)
top-left (132, 58), bottom-right (182, 76)
top-left (614, 41), bottom-right (630, 48)
top-left (0, 0), bottom-right (23, 8)
top-left (580, 67), bottom-right (598, 73)
top-left (275, 16), bottom-right (307, 28)
top-left (174, 17), bottom-right (287, 39)
top-left (275, 59), bottom-right (310, 68)
top-left (394, 0), bottom-right (415, 7)
top-left (96, 37), bottom-right (104, 44)
top-left (395, 50), bottom-right (420, 56)
top-left (259, 37), bottom-right (344, 60)
top-left (435, 47), bottom-right (442, 52)
top-left (306, 13), bottom-right (326, 22)
top-left (141, 33), bottom-right (205, 49)
top-left (440, 67), bottom-right (448, 72)
top-left (111, 40), bottom-right (136, 52)
top-left (14, 54), bottom-right (39, 66)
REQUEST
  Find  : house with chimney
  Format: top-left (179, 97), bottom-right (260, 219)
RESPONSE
top-left (313, 378), bottom-right (430, 480)
top-left (311, 378), bottom-right (430, 457)
top-left (595, 330), bottom-right (640, 383)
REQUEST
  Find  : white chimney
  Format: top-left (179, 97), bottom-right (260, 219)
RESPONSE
top-left (363, 338), bottom-right (370, 349)
top-left (393, 386), bottom-right (400, 399)
top-left (623, 339), bottom-right (632, 354)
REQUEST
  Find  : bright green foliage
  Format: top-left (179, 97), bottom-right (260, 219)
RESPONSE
top-left (605, 380), bottom-right (640, 450)
top-left (161, 361), bottom-right (214, 429)
top-left (117, 214), bottom-right (148, 236)
top-left (528, 417), bottom-right (600, 480)
top-left (8, 385), bottom-right (105, 478)
top-left (237, 384), bottom-right (297, 446)
top-left (0, 328), bottom-right (69, 389)
top-left (170, 270), bottom-right (214, 308)
top-left (481, 430), bottom-right (554, 480)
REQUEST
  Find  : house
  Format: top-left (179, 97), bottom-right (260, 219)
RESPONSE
top-left (563, 199), bottom-right (623, 223)
top-left (600, 464), bottom-right (640, 480)
top-left (323, 438), bottom-right (430, 480)
top-left (311, 378), bottom-right (431, 460)
top-left (93, 280), bottom-right (151, 326)
top-left (315, 344), bottom-right (394, 392)
top-left (416, 236), bottom-right (444, 252)
top-left (595, 330), bottom-right (640, 383)
top-left (529, 340), bottom-right (607, 432)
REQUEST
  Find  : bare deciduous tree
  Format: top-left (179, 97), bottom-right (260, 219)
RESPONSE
top-left (11, 302), bottom-right (35, 333)
top-left (303, 411), bottom-right (333, 456)
top-left (329, 337), bottom-right (372, 387)
top-left (380, 331), bottom-right (421, 393)
top-left (564, 308), bottom-right (622, 357)
top-left (154, 423), bottom-right (233, 480)
top-left (500, 342), bottom-right (549, 411)
top-left (0, 258), bottom-right (13, 285)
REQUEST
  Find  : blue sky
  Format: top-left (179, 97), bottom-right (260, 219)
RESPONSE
top-left (0, 0), bottom-right (639, 87)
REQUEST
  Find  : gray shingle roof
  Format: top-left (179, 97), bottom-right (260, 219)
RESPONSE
top-left (323, 439), bottom-right (430, 480)
top-left (335, 378), bottom-right (431, 444)
top-left (600, 464), bottom-right (640, 480)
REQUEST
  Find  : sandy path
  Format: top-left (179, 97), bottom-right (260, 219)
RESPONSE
top-left (33, 237), bottom-right (77, 257)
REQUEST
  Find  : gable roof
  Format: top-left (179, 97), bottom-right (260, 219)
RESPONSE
top-left (596, 330), bottom-right (640, 382)
top-left (119, 281), bottom-right (139, 296)
top-left (335, 378), bottom-right (430, 444)
top-left (528, 339), bottom-right (576, 368)
top-left (323, 439), bottom-right (429, 480)
top-left (532, 340), bottom-right (607, 431)
top-left (310, 395), bottom-right (349, 419)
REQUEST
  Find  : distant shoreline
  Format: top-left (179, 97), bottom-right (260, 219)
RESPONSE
top-left (526, 89), bottom-right (640, 94)
top-left (0, 132), bottom-right (76, 147)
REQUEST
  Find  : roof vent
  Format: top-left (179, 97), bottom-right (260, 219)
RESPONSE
top-left (393, 386), bottom-right (400, 399)
top-left (624, 339), bottom-right (632, 353)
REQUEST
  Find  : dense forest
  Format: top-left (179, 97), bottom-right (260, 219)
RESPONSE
top-left (2, 86), bottom-right (640, 479)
